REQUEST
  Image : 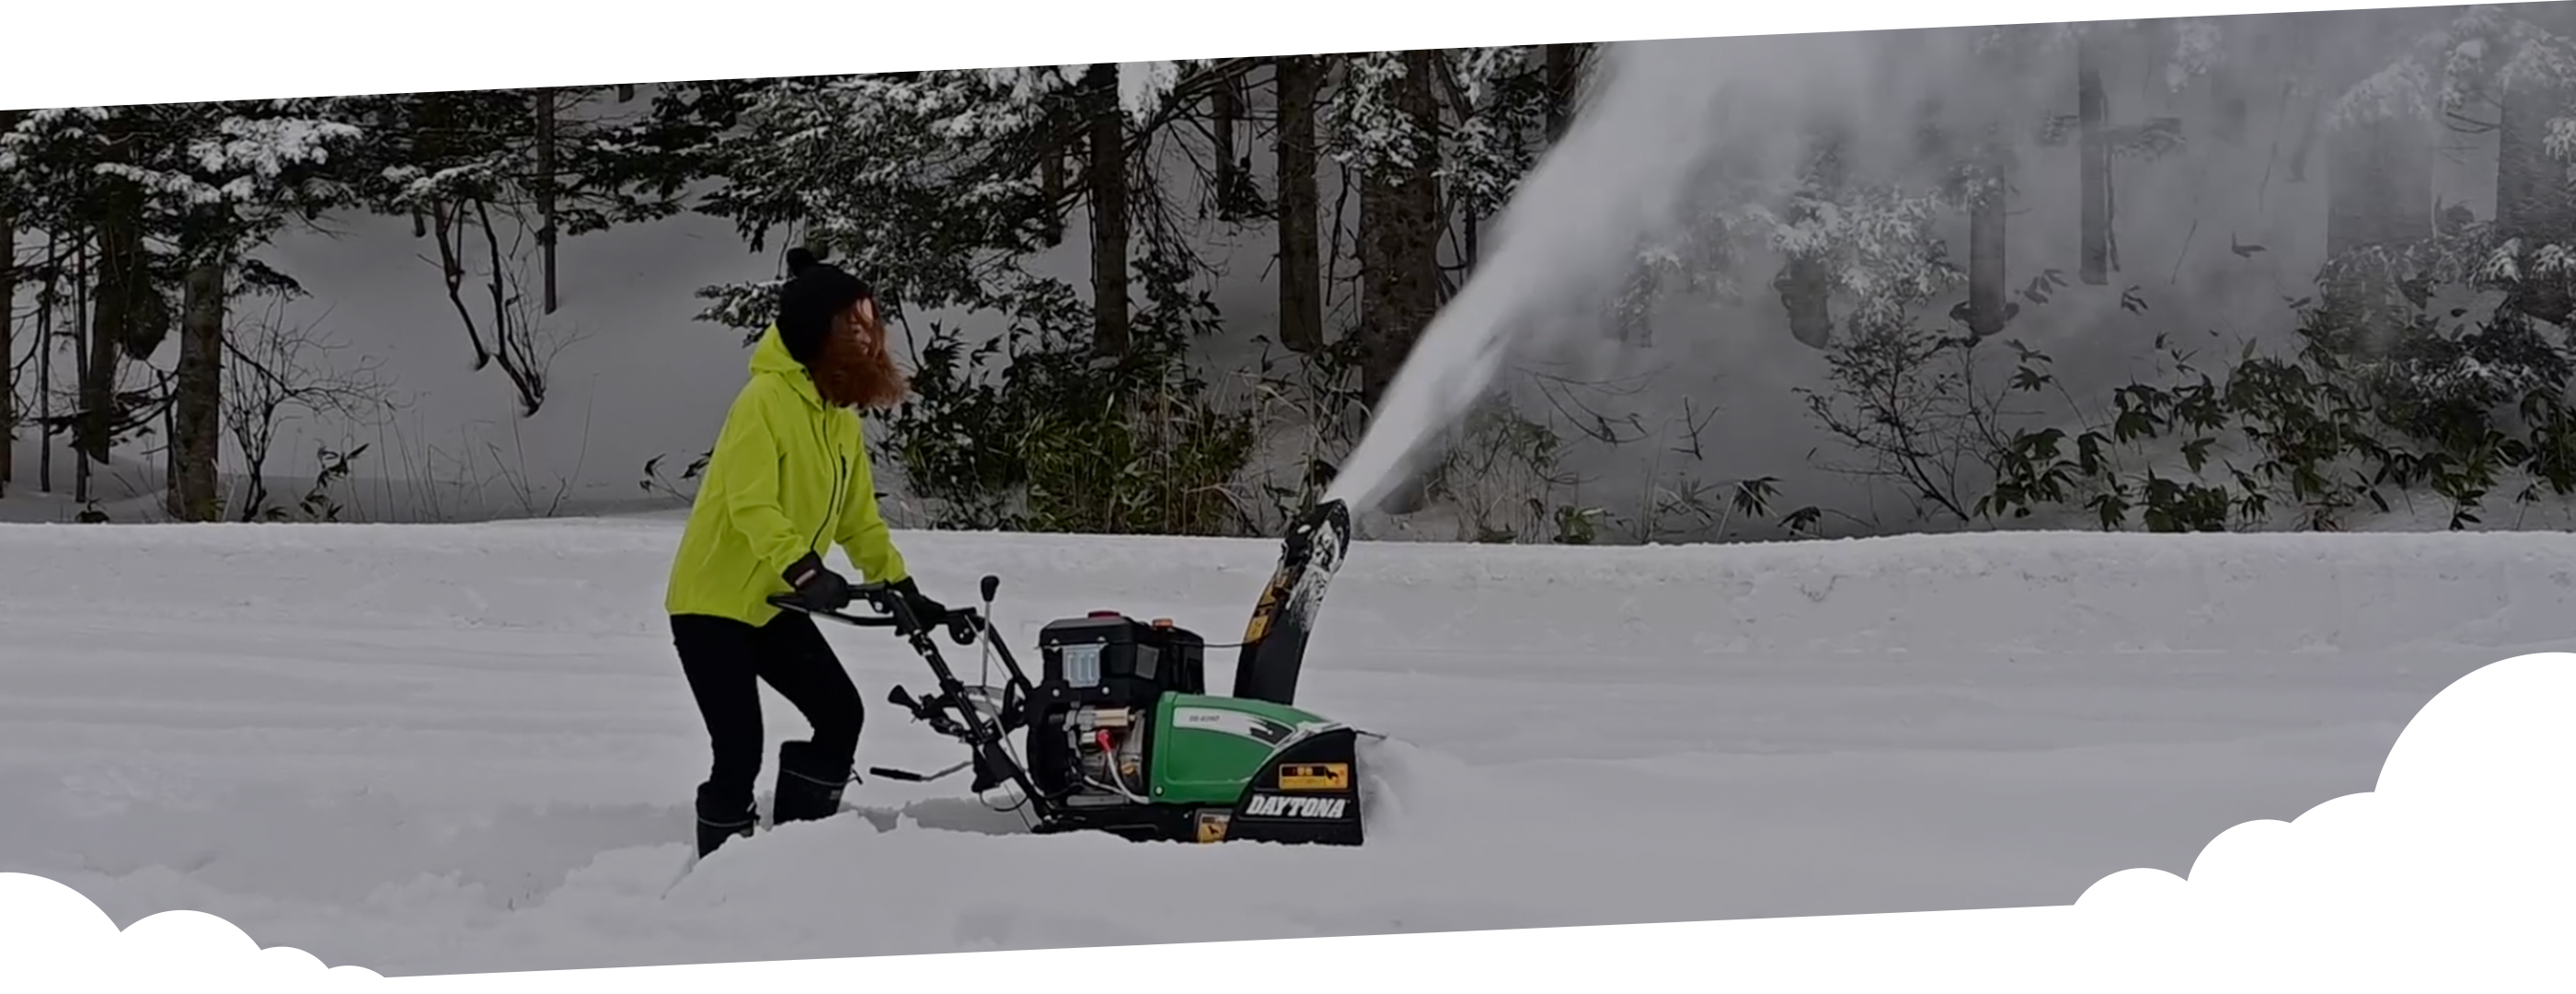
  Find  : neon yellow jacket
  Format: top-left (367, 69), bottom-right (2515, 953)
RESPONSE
top-left (664, 325), bottom-right (909, 626)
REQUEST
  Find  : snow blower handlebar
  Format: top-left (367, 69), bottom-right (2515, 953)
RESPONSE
top-left (766, 576), bottom-right (1049, 802)
top-left (769, 581), bottom-right (953, 637)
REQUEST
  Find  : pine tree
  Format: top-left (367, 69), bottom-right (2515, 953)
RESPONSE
top-left (1, 108), bottom-right (19, 496)
top-left (1274, 55), bottom-right (1327, 355)
top-left (0, 101), bottom-right (360, 518)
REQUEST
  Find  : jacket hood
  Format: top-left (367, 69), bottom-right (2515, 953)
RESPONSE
top-left (750, 325), bottom-right (824, 410)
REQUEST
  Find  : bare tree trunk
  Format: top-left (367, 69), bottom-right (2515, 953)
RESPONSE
top-left (2, 195), bottom-right (15, 495)
top-left (2323, 117), bottom-right (2432, 315)
top-left (535, 87), bottom-right (560, 315)
top-left (84, 226), bottom-right (132, 467)
top-left (1777, 128), bottom-right (1846, 350)
top-left (1967, 128), bottom-right (2011, 337)
top-left (1275, 54), bottom-right (1325, 354)
top-left (169, 260), bottom-right (224, 522)
top-left (75, 237), bottom-right (91, 503)
top-left (407, 0), bottom-right (448, 237)
top-left (1356, 51), bottom-right (1447, 515)
top-left (162, 370), bottom-right (174, 505)
top-left (1968, 187), bottom-right (2008, 336)
top-left (474, 198), bottom-right (547, 415)
top-left (1355, 50), bottom-right (1444, 410)
top-left (1084, 63), bottom-right (1132, 360)
top-left (1213, 68), bottom-right (1242, 222)
top-left (40, 234), bottom-right (59, 494)
top-left (1040, 101), bottom-right (1067, 248)
top-left (165, 0), bottom-right (242, 520)
top-left (0, 105), bottom-right (21, 493)
top-left (1544, 44), bottom-right (1585, 143)
top-left (2076, 37), bottom-right (2112, 286)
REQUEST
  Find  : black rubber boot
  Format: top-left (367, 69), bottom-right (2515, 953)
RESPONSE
top-left (772, 739), bottom-right (854, 826)
top-left (695, 787), bottom-right (757, 859)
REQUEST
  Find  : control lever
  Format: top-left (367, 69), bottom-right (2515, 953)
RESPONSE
top-left (890, 684), bottom-right (972, 737)
top-left (867, 759), bottom-right (972, 783)
top-left (943, 574), bottom-right (1005, 645)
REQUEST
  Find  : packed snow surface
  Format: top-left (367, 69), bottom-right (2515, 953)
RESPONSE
top-left (0, 520), bottom-right (2565, 977)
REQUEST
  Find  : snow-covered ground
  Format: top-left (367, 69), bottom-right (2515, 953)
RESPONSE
top-left (0, 519), bottom-right (2563, 977)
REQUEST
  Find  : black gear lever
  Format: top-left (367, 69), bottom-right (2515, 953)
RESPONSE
top-left (943, 574), bottom-right (1005, 645)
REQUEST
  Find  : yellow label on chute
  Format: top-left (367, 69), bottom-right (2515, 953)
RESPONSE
top-left (1278, 763), bottom-right (1349, 791)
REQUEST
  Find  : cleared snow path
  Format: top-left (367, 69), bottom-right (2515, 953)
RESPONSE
top-left (5, 525), bottom-right (2576, 988)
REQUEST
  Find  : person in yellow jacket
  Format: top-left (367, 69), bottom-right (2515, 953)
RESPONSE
top-left (666, 248), bottom-right (948, 858)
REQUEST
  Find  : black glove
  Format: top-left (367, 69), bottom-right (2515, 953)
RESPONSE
top-left (782, 552), bottom-right (854, 612)
top-left (888, 576), bottom-right (948, 626)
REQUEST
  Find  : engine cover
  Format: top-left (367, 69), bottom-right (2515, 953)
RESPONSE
top-left (1026, 612), bottom-right (1205, 803)
top-left (1035, 612), bottom-right (1206, 707)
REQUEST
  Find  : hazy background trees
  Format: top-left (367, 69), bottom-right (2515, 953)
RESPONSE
top-left (12, 8), bottom-right (2576, 543)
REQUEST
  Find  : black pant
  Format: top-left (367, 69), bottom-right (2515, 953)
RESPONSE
top-left (671, 610), bottom-right (864, 820)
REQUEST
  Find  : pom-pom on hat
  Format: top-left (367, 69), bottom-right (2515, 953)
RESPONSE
top-left (775, 248), bottom-right (875, 367)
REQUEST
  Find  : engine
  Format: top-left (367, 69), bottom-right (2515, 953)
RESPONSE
top-left (1026, 611), bottom-right (1206, 807)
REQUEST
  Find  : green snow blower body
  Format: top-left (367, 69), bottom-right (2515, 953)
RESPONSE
top-left (773, 500), bottom-right (1363, 847)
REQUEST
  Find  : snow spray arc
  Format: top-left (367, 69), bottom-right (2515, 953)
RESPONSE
top-left (1328, 0), bottom-right (2009, 517)
top-left (1320, 40), bottom-right (1754, 514)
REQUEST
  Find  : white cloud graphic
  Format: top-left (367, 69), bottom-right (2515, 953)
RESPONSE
top-left (1, 873), bottom-right (383, 988)
top-left (2069, 651), bottom-right (2573, 992)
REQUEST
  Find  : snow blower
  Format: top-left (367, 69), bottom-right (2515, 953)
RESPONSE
top-left (769, 500), bottom-right (1364, 846)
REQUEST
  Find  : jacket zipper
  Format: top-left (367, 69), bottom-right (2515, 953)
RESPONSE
top-left (809, 448), bottom-right (847, 559)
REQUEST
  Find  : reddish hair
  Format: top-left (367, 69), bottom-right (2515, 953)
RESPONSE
top-left (810, 304), bottom-right (910, 411)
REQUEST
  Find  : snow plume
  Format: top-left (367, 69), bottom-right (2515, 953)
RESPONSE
top-left (1325, 31), bottom-right (1981, 514)
top-left (1116, 61), bottom-right (1181, 121)
top-left (1328, 0), bottom-right (2555, 520)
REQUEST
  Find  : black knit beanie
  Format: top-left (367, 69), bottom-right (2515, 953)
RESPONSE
top-left (775, 248), bottom-right (874, 367)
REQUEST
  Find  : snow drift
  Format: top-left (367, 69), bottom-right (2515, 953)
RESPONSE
top-left (0, 520), bottom-right (2562, 976)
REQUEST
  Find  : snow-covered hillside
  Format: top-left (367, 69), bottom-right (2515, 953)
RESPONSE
top-left (0, 520), bottom-right (2555, 976)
